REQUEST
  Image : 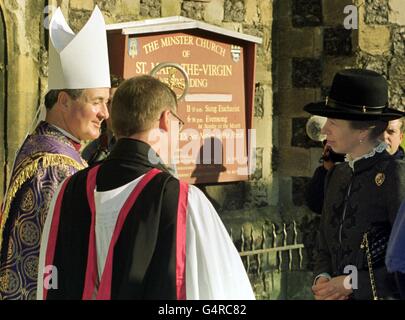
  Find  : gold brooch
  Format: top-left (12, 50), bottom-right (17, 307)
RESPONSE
top-left (375, 173), bottom-right (385, 186)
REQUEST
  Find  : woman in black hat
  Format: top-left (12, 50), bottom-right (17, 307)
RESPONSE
top-left (306, 69), bottom-right (405, 300)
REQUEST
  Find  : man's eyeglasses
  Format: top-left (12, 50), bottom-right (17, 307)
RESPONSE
top-left (170, 111), bottom-right (185, 131)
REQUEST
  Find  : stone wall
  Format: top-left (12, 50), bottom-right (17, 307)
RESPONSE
top-left (357, 0), bottom-right (405, 111)
top-left (0, 0), bottom-right (47, 197)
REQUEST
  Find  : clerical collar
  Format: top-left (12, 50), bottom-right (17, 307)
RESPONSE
top-left (345, 141), bottom-right (388, 170)
top-left (50, 124), bottom-right (81, 144)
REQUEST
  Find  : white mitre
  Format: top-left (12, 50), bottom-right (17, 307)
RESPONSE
top-left (48, 5), bottom-right (111, 89)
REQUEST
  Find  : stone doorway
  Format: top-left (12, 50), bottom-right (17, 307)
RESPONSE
top-left (0, 7), bottom-right (7, 198)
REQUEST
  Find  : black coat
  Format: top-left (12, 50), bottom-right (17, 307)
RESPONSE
top-left (314, 150), bottom-right (405, 299)
top-left (306, 146), bottom-right (405, 215)
top-left (305, 165), bottom-right (328, 215)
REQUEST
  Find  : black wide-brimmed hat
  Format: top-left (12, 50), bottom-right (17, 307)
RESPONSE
top-left (304, 69), bottom-right (404, 121)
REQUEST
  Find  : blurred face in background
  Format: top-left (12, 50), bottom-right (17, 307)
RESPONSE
top-left (105, 87), bottom-right (118, 132)
top-left (383, 119), bottom-right (404, 155)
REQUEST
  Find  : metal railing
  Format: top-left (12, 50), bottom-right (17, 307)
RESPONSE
top-left (231, 221), bottom-right (305, 274)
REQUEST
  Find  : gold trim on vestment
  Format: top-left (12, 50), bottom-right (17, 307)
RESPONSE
top-left (0, 153), bottom-right (85, 253)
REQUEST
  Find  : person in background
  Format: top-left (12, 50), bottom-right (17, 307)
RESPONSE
top-left (385, 118), bottom-right (405, 300)
top-left (386, 200), bottom-right (405, 299)
top-left (383, 118), bottom-right (405, 159)
top-left (305, 140), bottom-right (345, 215)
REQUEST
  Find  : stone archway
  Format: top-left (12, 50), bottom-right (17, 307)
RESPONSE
top-left (0, 7), bottom-right (6, 198)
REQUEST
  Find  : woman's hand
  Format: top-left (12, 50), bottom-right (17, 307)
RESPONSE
top-left (312, 275), bottom-right (352, 300)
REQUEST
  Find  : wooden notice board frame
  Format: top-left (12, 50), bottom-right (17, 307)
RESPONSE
top-left (107, 17), bottom-right (262, 184)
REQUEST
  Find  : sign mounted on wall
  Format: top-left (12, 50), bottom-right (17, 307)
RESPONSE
top-left (107, 16), bottom-right (262, 184)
